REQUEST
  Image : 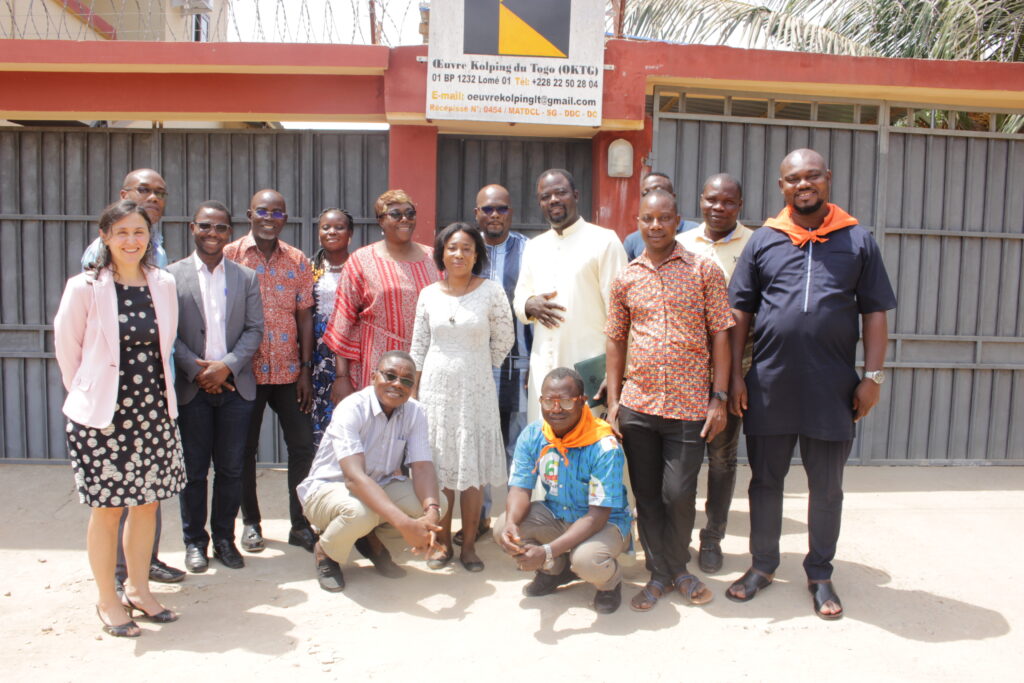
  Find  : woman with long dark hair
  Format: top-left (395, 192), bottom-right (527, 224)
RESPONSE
top-left (54, 199), bottom-right (185, 637)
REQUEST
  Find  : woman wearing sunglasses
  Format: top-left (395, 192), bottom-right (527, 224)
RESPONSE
top-left (323, 190), bottom-right (439, 404)
top-left (409, 222), bottom-right (514, 572)
top-left (53, 200), bottom-right (185, 637)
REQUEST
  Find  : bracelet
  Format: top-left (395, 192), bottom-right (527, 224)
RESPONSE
top-left (424, 503), bottom-right (441, 513)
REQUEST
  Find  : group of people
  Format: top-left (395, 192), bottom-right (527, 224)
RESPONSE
top-left (54, 146), bottom-right (895, 636)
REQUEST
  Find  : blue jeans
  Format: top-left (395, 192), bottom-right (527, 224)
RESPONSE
top-left (178, 389), bottom-right (255, 547)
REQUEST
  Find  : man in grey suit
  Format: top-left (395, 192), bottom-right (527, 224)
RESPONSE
top-left (168, 200), bottom-right (264, 572)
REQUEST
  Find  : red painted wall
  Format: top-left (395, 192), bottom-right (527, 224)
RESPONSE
top-left (591, 118), bottom-right (654, 237)
top-left (388, 125), bottom-right (439, 244)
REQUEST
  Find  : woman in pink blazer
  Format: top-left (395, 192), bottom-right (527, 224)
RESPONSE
top-left (54, 200), bottom-right (185, 638)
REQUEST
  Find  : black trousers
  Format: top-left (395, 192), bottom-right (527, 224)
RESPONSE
top-left (700, 411), bottom-right (741, 544)
top-left (240, 382), bottom-right (315, 530)
top-left (179, 389), bottom-right (255, 547)
top-left (619, 405), bottom-right (706, 585)
top-left (747, 434), bottom-right (852, 581)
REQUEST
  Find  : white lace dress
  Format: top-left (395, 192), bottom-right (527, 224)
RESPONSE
top-left (410, 279), bottom-right (514, 490)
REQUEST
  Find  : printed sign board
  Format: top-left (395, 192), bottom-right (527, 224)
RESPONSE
top-left (427, 0), bottom-right (605, 127)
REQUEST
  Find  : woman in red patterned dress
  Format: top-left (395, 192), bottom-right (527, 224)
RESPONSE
top-left (325, 189), bottom-right (440, 404)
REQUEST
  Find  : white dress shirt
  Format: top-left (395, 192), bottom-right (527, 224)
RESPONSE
top-left (193, 252), bottom-right (228, 361)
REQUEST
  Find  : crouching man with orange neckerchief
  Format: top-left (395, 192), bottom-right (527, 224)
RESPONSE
top-left (494, 367), bottom-right (632, 614)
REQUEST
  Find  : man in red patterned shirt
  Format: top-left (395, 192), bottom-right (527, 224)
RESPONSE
top-left (605, 189), bottom-right (734, 612)
top-left (224, 189), bottom-right (318, 555)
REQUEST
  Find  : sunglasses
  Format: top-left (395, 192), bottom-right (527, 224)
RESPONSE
top-left (377, 370), bottom-right (415, 388)
top-left (379, 208), bottom-right (417, 221)
top-left (539, 395), bottom-right (582, 411)
top-left (193, 222), bottom-right (232, 233)
top-left (478, 205), bottom-right (510, 216)
top-left (126, 185), bottom-right (168, 200)
top-left (253, 207), bottom-right (286, 220)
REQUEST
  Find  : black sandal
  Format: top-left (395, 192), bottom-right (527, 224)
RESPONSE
top-left (726, 567), bottom-right (774, 603)
top-left (809, 580), bottom-right (844, 620)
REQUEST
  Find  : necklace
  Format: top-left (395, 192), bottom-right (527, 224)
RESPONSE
top-left (327, 263), bottom-right (344, 272)
top-left (446, 278), bottom-right (472, 324)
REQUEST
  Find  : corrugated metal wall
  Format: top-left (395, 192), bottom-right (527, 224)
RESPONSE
top-left (0, 127), bottom-right (388, 463)
top-left (435, 135), bottom-right (593, 238)
top-left (653, 90), bottom-right (1024, 463)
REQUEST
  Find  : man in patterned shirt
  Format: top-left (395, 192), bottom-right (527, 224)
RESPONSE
top-left (495, 367), bottom-right (631, 615)
top-left (605, 189), bottom-right (734, 612)
top-left (224, 189), bottom-right (318, 555)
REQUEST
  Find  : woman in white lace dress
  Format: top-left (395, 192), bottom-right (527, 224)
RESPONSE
top-left (410, 223), bottom-right (514, 572)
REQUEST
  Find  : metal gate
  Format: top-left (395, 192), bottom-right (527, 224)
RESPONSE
top-left (652, 87), bottom-right (1024, 464)
top-left (436, 134), bottom-right (593, 238)
top-left (0, 126), bottom-right (389, 463)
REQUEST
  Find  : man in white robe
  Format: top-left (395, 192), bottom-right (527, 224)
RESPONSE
top-left (513, 169), bottom-right (627, 422)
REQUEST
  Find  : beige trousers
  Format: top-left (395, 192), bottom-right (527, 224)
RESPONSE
top-left (302, 479), bottom-right (448, 564)
top-left (494, 502), bottom-right (627, 591)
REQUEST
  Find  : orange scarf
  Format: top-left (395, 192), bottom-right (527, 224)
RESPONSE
top-left (533, 404), bottom-right (615, 472)
top-left (763, 203), bottom-right (858, 247)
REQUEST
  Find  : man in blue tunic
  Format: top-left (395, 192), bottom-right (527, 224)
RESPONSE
top-left (495, 367), bottom-right (632, 614)
top-left (726, 149), bottom-right (896, 620)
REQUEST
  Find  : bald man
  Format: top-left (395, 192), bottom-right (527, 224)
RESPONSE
top-left (82, 169), bottom-right (170, 269)
top-left (726, 149), bottom-right (896, 620)
top-left (224, 189), bottom-right (317, 556)
top-left (676, 173), bottom-right (753, 574)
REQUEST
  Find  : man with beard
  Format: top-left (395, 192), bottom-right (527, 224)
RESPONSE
top-left (513, 169), bottom-right (627, 422)
top-left (726, 149), bottom-right (896, 620)
top-left (224, 189), bottom-right (318, 556)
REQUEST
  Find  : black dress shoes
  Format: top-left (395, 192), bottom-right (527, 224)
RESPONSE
top-left (241, 524), bottom-right (265, 553)
top-left (522, 564), bottom-right (578, 597)
top-left (213, 539), bottom-right (245, 569)
top-left (314, 543), bottom-right (345, 592)
top-left (149, 557), bottom-right (186, 583)
top-left (698, 541), bottom-right (724, 574)
top-left (593, 583), bottom-right (622, 614)
top-left (184, 544), bottom-right (209, 573)
top-left (288, 526), bottom-right (318, 553)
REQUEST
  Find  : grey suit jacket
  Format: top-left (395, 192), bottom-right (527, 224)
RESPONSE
top-left (167, 254), bottom-right (264, 404)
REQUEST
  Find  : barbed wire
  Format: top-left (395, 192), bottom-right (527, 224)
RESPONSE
top-left (0, 0), bottom-right (424, 45)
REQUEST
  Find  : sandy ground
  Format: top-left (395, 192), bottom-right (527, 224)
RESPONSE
top-left (1, 462), bottom-right (1022, 682)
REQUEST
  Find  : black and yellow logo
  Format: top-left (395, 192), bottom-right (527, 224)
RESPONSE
top-left (463, 0), bottom-right (571, 59)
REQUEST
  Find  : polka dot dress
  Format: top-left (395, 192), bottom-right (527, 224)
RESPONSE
top-left (66, 283), bottom-right (185, 508)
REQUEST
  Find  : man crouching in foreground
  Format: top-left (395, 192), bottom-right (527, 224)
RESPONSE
top-left (495, 368), bottom-right (632, 614)
top-left (297, 351), bottom-right (445, 592)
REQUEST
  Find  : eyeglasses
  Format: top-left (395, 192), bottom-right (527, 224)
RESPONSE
top-left (478, 205), bottom-right (510, 216)
top-left (539, 395), bottom-right (582, 411)
top-left (253, 207), bottom-right (286, 220)
top-left (194, 222), bottom-right (232, 234)
top-left (125, 185), bottom-right (168, 200)
top-left (377, 370), bottom-right (415, 388)
top-left (379, 208), bottom-right (416, 221)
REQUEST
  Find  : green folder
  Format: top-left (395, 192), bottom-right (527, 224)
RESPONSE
top-left (574, 354), bottom-right (606, 407)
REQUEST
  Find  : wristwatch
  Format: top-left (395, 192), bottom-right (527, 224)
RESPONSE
top-left (301, 360), bottom-right (314, 369)
top-left (864, 370), bottom-right (886, 385)
top-left (710, 391), bottom-right (729, 402)
top-left (542, 543), bottom-right (555, 570)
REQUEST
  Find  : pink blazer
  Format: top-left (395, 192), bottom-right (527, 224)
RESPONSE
top-left (54, 267), bottom-right (179, 428)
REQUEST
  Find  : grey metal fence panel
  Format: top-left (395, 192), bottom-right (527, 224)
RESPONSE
top-left (436, 134), bottom-right (593, 239)
top-left (0, 127), bottom-right (387, 463)
top-left (653, 93), bottom-right (1024, 463)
